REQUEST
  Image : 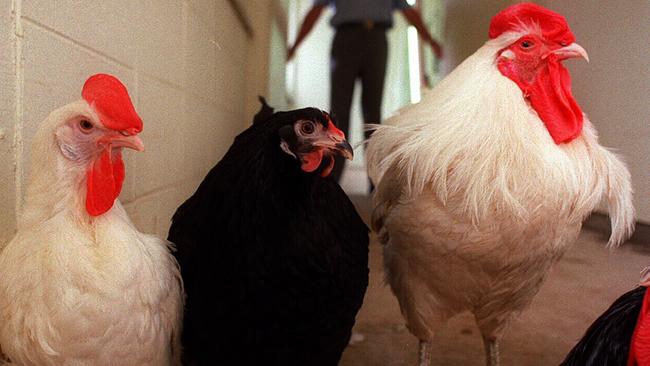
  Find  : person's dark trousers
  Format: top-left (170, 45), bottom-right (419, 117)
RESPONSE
top-left (329, 23), bottom-right (388, 183)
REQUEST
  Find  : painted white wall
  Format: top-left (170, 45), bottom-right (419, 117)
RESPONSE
top-left (441, 0), bottom-right (513, 73)
top-left (0, 1), bottom-right (16, 248)
top-left (0, 0), bottom-right (276, 242)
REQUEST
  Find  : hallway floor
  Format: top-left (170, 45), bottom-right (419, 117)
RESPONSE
top-left (340, 195), bottom-right (649, 366)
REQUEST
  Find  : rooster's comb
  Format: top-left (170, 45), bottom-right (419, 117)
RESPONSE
top-left (489, 3), bottom-right (575, 45)
top-left (82, 73), bottom-right (142, 134)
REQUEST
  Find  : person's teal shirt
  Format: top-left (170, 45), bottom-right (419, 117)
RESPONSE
top-left (314, 0), bottom-right (412, 27)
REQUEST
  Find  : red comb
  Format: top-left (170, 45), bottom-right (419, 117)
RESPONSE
top-left (489, 3), bottom-right (575, 45)
top-left (82, 74), bottom-right (142, 133)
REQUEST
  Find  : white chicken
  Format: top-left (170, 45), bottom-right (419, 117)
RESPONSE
top-left (366, 3), bottom-right (635, 366)
top-left (0, 74), bottom-right (183, 366)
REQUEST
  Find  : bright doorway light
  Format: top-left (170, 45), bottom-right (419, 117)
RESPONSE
top-left (407, 26), bottom-right (421, 104)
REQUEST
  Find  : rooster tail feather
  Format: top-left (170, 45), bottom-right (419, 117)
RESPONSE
top-left (601, 148), bottom-right (635, 248)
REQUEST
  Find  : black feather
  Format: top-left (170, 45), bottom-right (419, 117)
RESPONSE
top-left (560, 286), bottom-right (645, 366)
top-left (253, 96), bottom-right (275, 125)
top-left (169, 105), bottom-right (369, 366)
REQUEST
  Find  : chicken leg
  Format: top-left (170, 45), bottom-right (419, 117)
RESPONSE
top-left (418, 340), bottom-right (432, 366)
top-left (483, 337), bottom-right (500, 366)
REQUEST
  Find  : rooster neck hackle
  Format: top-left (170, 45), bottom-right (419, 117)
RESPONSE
top-left (367, 37), bottom-right (634, 246)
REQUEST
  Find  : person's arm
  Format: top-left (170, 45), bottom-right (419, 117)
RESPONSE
top-left (400, 7), bottom-right (443, 58)
top-left (287, 4), bottom-right (326, 61)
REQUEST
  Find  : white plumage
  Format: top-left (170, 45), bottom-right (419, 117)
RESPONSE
top-left (366, 27), bottom-right (634, 366)
top-left (0, 98), bottom-right (183, 365)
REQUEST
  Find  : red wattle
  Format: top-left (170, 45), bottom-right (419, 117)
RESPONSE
top-left (112, 151), bottom-right (125, 194)
top-left (86, 150), bottom-right (125, 216)
top-left (629, 288), bottom-right (650, 366)
top-left (320, 156), bottom-right (335, 177)
top-left (301, 149), bottom-right (324, 173)
top-left (499, 55), bottom-right (584, 144)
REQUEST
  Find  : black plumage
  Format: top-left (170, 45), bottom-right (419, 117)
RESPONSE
top-left (169, 99), bottom-right (369, 366)
top-left (560, 286), bottom-right (645, 366)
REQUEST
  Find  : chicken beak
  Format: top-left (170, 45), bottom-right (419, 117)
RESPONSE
top-left (552, 43), bottom-right (589, 63)
top-left (335, 140), bottom-right (354, 160)
top-left (321, 121), bottom-right (354, 160)
top-left (312, 134), bottom-right (354, 160)
top-left (310, 120), bottom-right (355, 160)
top-left (109, 134), bottom-right (145, 151)
top-left (322, 121), bottom-right (353, 160)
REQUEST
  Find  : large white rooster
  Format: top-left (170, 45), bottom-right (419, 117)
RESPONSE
top-left (0, 74), bottom-right (183, 366)
top-left (366, 3), bottom-right (635, 366)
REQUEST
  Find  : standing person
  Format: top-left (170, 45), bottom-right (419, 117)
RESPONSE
top-left (287, 0), bottom-right (443, 183)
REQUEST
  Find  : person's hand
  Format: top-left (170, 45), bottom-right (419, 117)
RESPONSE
top-left (287, 45), bottom-right (296, 61)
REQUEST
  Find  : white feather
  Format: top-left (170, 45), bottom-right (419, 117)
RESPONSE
top-left (366, 34), bottom-right (635, 341)
top-left (0, 102), bottom-right (183, 366)
top-left (367, 35), bottom-right (634, 245)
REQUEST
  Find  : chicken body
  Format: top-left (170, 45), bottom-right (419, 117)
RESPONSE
top-left (381, 191), bottom-right (579, 337)
top-left (366, 5), bottom-right (634, 365)
top-left (0, 76), bottom-right (182, 366)
top-left (0, 204), bottom-right (181, 366)
top-left (169, 101), bottom-right (368, 366)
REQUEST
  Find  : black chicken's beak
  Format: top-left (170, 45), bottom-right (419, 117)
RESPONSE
top-left (323, 120), bottom-right (353, 160)
top-left (311, 121), bottom-right (354, 160)
top-left (312, 134), bottom-right (354, 160)
top-left (335, 140), bottom-right (354, 160)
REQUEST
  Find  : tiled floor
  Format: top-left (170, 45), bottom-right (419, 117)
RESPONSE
top-left (339, 194), bottom-right (649, 366)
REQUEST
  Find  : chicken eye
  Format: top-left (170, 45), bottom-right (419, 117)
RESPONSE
top-left (520, 40), bottom-right (534, 49)
top-left (300, 121), bottom-right (316, 135)
top-left (79, 120), bottom-right (94, 132)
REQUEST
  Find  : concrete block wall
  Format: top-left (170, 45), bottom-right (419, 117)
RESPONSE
top-left (0, 0), bottom-right (276, 242)
top-left (0, 2), bottom-right (16, 249)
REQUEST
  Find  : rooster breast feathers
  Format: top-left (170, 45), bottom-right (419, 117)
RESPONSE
top-left (366, 35), bottom-right (634, 247)
top-left (0, 202), bottom-right (183, 366)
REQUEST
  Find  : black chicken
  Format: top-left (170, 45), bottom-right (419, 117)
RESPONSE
top-left (561, 272), bottom-right (650, 365)
top-left (169, 98), bottom-right (369, 366)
